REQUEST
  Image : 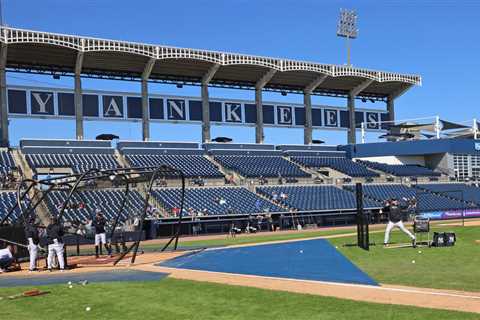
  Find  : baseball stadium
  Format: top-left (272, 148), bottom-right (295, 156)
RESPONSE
top-left (1, 2), bottom-right (480, 319)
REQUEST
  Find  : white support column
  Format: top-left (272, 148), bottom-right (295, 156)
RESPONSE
top-left (141, 58), bottom-right (156, 141)
top-left (473, 118), bottom-right (478, 140)
top-left (348, 79), bottom-right (374, 144)
top-left (0, 43), bottom-right (8, 146)
top-left (387, 84), bottom-right (413, 124)
top-left (201, 63), bottom-right (220, 143)
top-left (255, 69), bottom-right (277, 144)
top-left (74, 52), bottom-right (84, 140)
top-left (435, 115), bottom-right (441, 139)
top-left (361, 122), bottom-right (366, 143)
top-left (303, 75), bottom-right (328, 145)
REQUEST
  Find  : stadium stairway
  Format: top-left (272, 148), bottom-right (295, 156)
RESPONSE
top-left (205, 154), bottom-right (242, 185)
top-left (114, 149), bottom-right (130, 168)
top-left (283, 156), bottom-right (333, 183)
top-left (253, 186), bottom-right (292, 211)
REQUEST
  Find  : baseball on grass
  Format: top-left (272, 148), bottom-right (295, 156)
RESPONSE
top-left (69, 285), bottom-right (73, 289)
top-left (86, 307), bottom-right (91, 311)
top-left (412, 260), bottom-right (416, 264)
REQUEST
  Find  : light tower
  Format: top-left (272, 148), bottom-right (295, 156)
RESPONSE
top-left (337, 9), bottom-right (358, 66)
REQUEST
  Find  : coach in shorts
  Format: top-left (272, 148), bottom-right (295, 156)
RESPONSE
top-left (92, 209), bottom-right (111, 258)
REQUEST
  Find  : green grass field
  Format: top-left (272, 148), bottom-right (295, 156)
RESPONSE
top-left (4, 223), bottom-right (479, 319)
top-left (68, 223), bottom-right (480, 292)
top-left (1, 279), bottom-right (478, 320)
top-left (331, 225), bottom-right (480, 292)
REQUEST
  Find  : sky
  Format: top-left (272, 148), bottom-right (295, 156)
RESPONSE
top-left (4, 0), bottom-right (480, 146)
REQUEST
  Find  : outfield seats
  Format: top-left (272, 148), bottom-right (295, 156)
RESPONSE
top-left (358, 160), bottom-right (440, 177)
top-left (417, 183), bottom-right (480, 206)
top-left (26, 153), bottom-right (120, 174)
top-left (345, 184), bottom-right (474, 212)
top-left (257, 185), bottom-right (380, 211)
top-left (291, 156), bottom-right (379, 177)
top-left (152, 187), bottom-right (285, 215)
top-left (46, 189), bottom-right (145, 222)
top-left (214, 155), bottom-right (309, 178)
top-left (125, 154), bottom-right (223, 178)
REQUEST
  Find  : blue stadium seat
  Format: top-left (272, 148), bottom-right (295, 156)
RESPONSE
top-left (26, 153), bottom-right (120, 174)
top-left (344, 184), bottom-right (473, 212)
top-left (0, 191), bottom-right (31, 224)
top-left (46, 189), bottom-right (145, 223)
top-left (257, 185), bottom-right (380, 211)
top-left (125, 154), bottom-right (223, 178)
top-left (152, 187), bottom-right (285, 215)
top-left (291, 156), bottom-right (378, 177)
top-left (358, 160), bottom-right (440, 177)
top-left (214, 155), bottom-right (310, 178)
top-left (0, 150), bottom-right (17, 174)
top-left (417, 183), bottom-right (480, 206)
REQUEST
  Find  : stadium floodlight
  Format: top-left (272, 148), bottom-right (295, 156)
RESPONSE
top-left (337, 9), bottom-right (358, 66)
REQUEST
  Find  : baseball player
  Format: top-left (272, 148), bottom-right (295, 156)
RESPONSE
top-left (383, 198), bottom-right (416, 247)
top-left (46, 216), bottom-right (65, 271)
top-left (24, 216), bottom-right (40, 272)
top-left (92, 209), bottom-right (111, 258)
top-left (0, 245), bottom-right (14, 273)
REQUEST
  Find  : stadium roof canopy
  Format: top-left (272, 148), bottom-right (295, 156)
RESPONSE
top-left (1, 27), bottom-right (421, 101)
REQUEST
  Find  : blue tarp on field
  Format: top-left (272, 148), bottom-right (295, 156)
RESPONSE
top-left (160, 239), bottom-right (378, 286)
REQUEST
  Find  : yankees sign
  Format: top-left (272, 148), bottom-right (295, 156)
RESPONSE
top-left (7, 86), bottom-right (387, 131)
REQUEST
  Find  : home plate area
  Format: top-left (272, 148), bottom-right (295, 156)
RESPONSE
top-left (159, 239), bottom-right (378, 286)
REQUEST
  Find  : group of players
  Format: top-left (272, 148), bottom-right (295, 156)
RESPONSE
top-left (0, 209), bottom-right (111, 273)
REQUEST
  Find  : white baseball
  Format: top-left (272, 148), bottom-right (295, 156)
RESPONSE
top-left (412, 260), bottom-right (416, 264)
top-left (86, 307), bottom-right (91, 311)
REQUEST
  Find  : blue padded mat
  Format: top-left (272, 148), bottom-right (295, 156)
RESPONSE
top-left (0, 269), bottom-right (168, 288)
top-left (160, 239), bottom-right (377, 286)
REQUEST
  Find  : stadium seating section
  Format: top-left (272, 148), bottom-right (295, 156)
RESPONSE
top-left (417, 183), bottom-right (480, 206)
top-left (26, 153), bottom-right (120, 174)
top-left (125, 154), bottom-right (223, 178)
top-left (46, 189), bottom-right (145, 222)
top-left (0, 191), bottom-right (26, 223)
top-left (344, 184), bottom-right (475, 212)
top-left (358, 160), bottom-right (441, 177)
top-left (214, 155), bottom-right (310, 178)
top-left (257, 185), bottom-right (380, 211)
top-left (291, 156), bottom-right (379, 177)
top-left (152, 187), bottom-right (285, 215)
top-left (0, 139), bottom-right (476, 228)
top-left (0, 151), bottom-right (17, 174)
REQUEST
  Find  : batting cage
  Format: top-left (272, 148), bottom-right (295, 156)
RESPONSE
top-left (0, 165), bottom-right (186, 267)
